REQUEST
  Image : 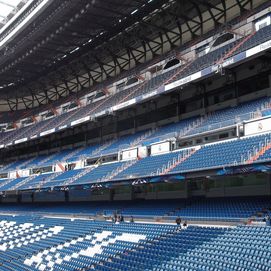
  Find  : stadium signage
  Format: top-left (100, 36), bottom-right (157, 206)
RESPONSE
top-left (165, 75), bottom-right (192, 91)
top-left (157, 85), bottom-right (166, 94)
top-left (40, 128), bottom-right (55, 136)
top-left (141, 90), bottom-right (158, 100)
top-left (94, 110), bottom-right (106, 117)
top-left (122, 148), bottom-right (138, 160)
top-left (134, 86), bottom-right (165, 104)
top-left (246, 39), bottom-right (271, 57)
top-left (244, 116), bottom-right (271, 136)
top-left (58, 125), bottom-right (67, 130)
top-left (71, 116), bottom-right (90, 126)
top-left (165, 71), bottom-right (201, 92)
top-left (14, 137), bottom-right (28, 144)
top-left (222, 57), bottom-right (234, 67)
top-left (151, 141), bottom-right (170, 155)
top-left (112, 98), bottom-right (136, 111)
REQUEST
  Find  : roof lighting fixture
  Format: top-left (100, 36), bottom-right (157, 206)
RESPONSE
top-left (70, 47), bottom-right (79, 54)
top-left (131, 9), bottom-right (138, 15)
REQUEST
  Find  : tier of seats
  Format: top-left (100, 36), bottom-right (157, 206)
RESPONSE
top-left (0, 214), bottom-right (269, 271)
top-left (0, 131), bottom-right (271, 191)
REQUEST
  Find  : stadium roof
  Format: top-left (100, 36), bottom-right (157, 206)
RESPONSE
top-left (0, 0), bottom-right (25, 26)
top-left (0, 0), bottom-right (33, 31)
top-left (0, 0), bottom-right (20, 23)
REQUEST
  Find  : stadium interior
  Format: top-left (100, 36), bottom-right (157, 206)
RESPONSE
top-left (0, 0), bottom-right (270, 270)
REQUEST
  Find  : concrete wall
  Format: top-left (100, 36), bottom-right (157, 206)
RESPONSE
top-left (33, 191), bottom-right (66, 202)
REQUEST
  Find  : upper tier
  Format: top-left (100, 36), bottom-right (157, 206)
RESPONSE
top-left (1, 12), bottom-right (271, 148)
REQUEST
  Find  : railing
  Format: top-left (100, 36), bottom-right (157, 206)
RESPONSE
top-left (179, 117), bottom-right (205, 137)
top-left (37, 171), bottom-right (63, 189)
top-left (16, 157), bottom-right (36, 170)
top-left (0, 178), bottom-right (15, 189)
top-left (0, 161), bottom-right (16, 172)
top-left (142, 132), bottom-right (177, 146)
top-left (91, 140), bottom-right (116, 156)
top-left (156, 148), bottom-right (197, 176)
top-left (241, 136), bottom-right (271, 164)
top-left (9, 174), bottom-right (38, 191)
top-left (99, 159), bottom-right (138, 183)
top-left (36, 154), bottom-right (56, 166)
top-left (63, 166), bottom-right (96, 186)
top-left (130, 130), bottom-right (154, 147)
top-left (62, 147), bottom-right (85, 162)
